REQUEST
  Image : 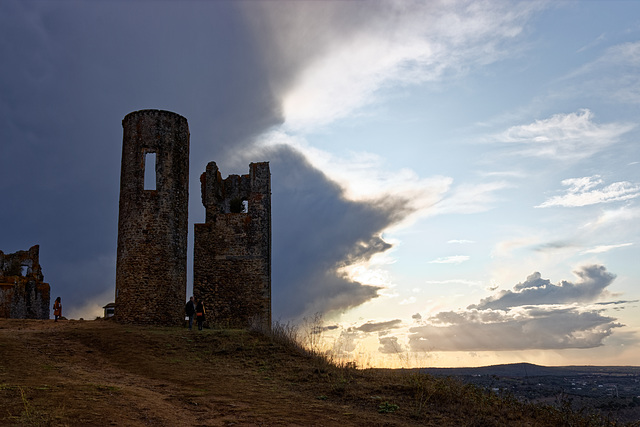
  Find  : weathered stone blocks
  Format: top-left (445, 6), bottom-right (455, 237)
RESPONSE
top-left (194, 162), bottom-right (271, 330)
top-left (115, 110), bottom-right (189, 325)
top-left (0, 245), bottom-right (50, 319)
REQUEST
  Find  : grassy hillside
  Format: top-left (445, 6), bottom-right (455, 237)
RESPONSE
top-left (0, 319), bottom-right (632, 426)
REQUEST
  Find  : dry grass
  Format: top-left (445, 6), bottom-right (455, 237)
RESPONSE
top-left (0, 318), bottom-right (635, 426)
top-left (264, 319), bottom-right (636, 427)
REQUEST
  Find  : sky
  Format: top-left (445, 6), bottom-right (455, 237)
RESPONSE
top-left (1, 0), bottom-right (639, 368)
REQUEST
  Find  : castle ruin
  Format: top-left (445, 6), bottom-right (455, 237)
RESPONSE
top-left (115, 109), bottom-right (271, 328)
top-left (115, 110), bottom-right (190, 325)
top-left (194, 161), bottom-right (271, 330)
top-left (0, 245), bottom-right (50, 319)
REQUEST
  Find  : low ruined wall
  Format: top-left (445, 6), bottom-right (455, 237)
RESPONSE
top-left (0, 245), bottom-right (50, 319)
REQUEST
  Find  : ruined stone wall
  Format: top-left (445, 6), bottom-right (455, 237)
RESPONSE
top-left (194, 162), bottom-right (271, 330)
top-left (0, 245), bottom-right (50, 319)
top-left (115, 110), bottom-right (189, 325)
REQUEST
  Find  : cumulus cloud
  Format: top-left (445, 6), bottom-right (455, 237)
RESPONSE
top-left (492, 109), bottom-right (635, 160)
top-left (536, 176), bottom-right (640, 208)
top-left (408, 306), bottom-right (621, 351)
top-left (469, 265), bottom-right (615, 310)
top-left (407, 266), bottom-right (626, 351)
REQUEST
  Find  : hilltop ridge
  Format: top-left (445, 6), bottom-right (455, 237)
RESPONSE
top-left (0, 319), bottom-right (633, 426)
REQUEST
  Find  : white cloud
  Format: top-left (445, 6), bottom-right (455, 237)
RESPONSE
top-left (428, 255), bottom-right (470, 264)
top-left (259, 130), bottom-right (509, 228)
top-left (259, 129), bottom-right (452, 210)
top-left (408, 265), bottom-right (625, 351)
top-left (447, 239), bottom-right (475, 244)
top-left (248, 1), bottom-right (529, 231)
top-left (469, 265), bottom-right (615, 310)
top-left (425, 279), bottom-right (484, 287)
top-left (492, 109), bottom-right (635, 161)
top-left (269, 1), bottom-right (539, 131)
top-left (584, 206), bottom-right (640, 228)
top-left (536, 175), bottom-right (640, 208)
top-left (581, 243), bottom-right (633, 254)
top-left (408, 306), bottom-right (621, 351)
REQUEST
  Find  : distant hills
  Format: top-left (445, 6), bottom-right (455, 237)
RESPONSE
top-left (420, 362), bottom-right (640, 377)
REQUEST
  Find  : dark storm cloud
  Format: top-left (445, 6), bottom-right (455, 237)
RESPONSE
top-left (1, 1), bottom-right (406, 320)
top-left (469, 265), bottom-right (615, 310)
top-left (249, 145), bottom-right (401, 319)
top-left (0, 2), bottom-right (280, 316)
top-left (239, 1), bottom-right (390, 101)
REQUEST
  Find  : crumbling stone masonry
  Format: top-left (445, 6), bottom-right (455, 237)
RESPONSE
top-left (194, 161), bottom-right (271, 330)
top-left (115, 110), bottom-right (189, 325)
top-left (0, 245), bottom-right (50, 319)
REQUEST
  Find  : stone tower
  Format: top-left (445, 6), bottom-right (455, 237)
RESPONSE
top-left (115, 109), bottom-right (189, 325)
top-left (194, 161), bottom-right (271, 330)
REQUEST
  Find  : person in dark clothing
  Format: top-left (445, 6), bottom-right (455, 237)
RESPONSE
top-left (195, 300), bottom-right (206, 331)
top-left (185, 296), bottom-right (195, 330)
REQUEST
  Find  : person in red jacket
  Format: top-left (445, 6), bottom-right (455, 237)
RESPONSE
top-left (53, 297), bottom-right (62, 322)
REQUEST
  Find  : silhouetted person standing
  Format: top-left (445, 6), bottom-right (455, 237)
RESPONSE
top-left (185, 296), bottom-right (195, 330)
top-left (195, 300), bottom-right (205, 331)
